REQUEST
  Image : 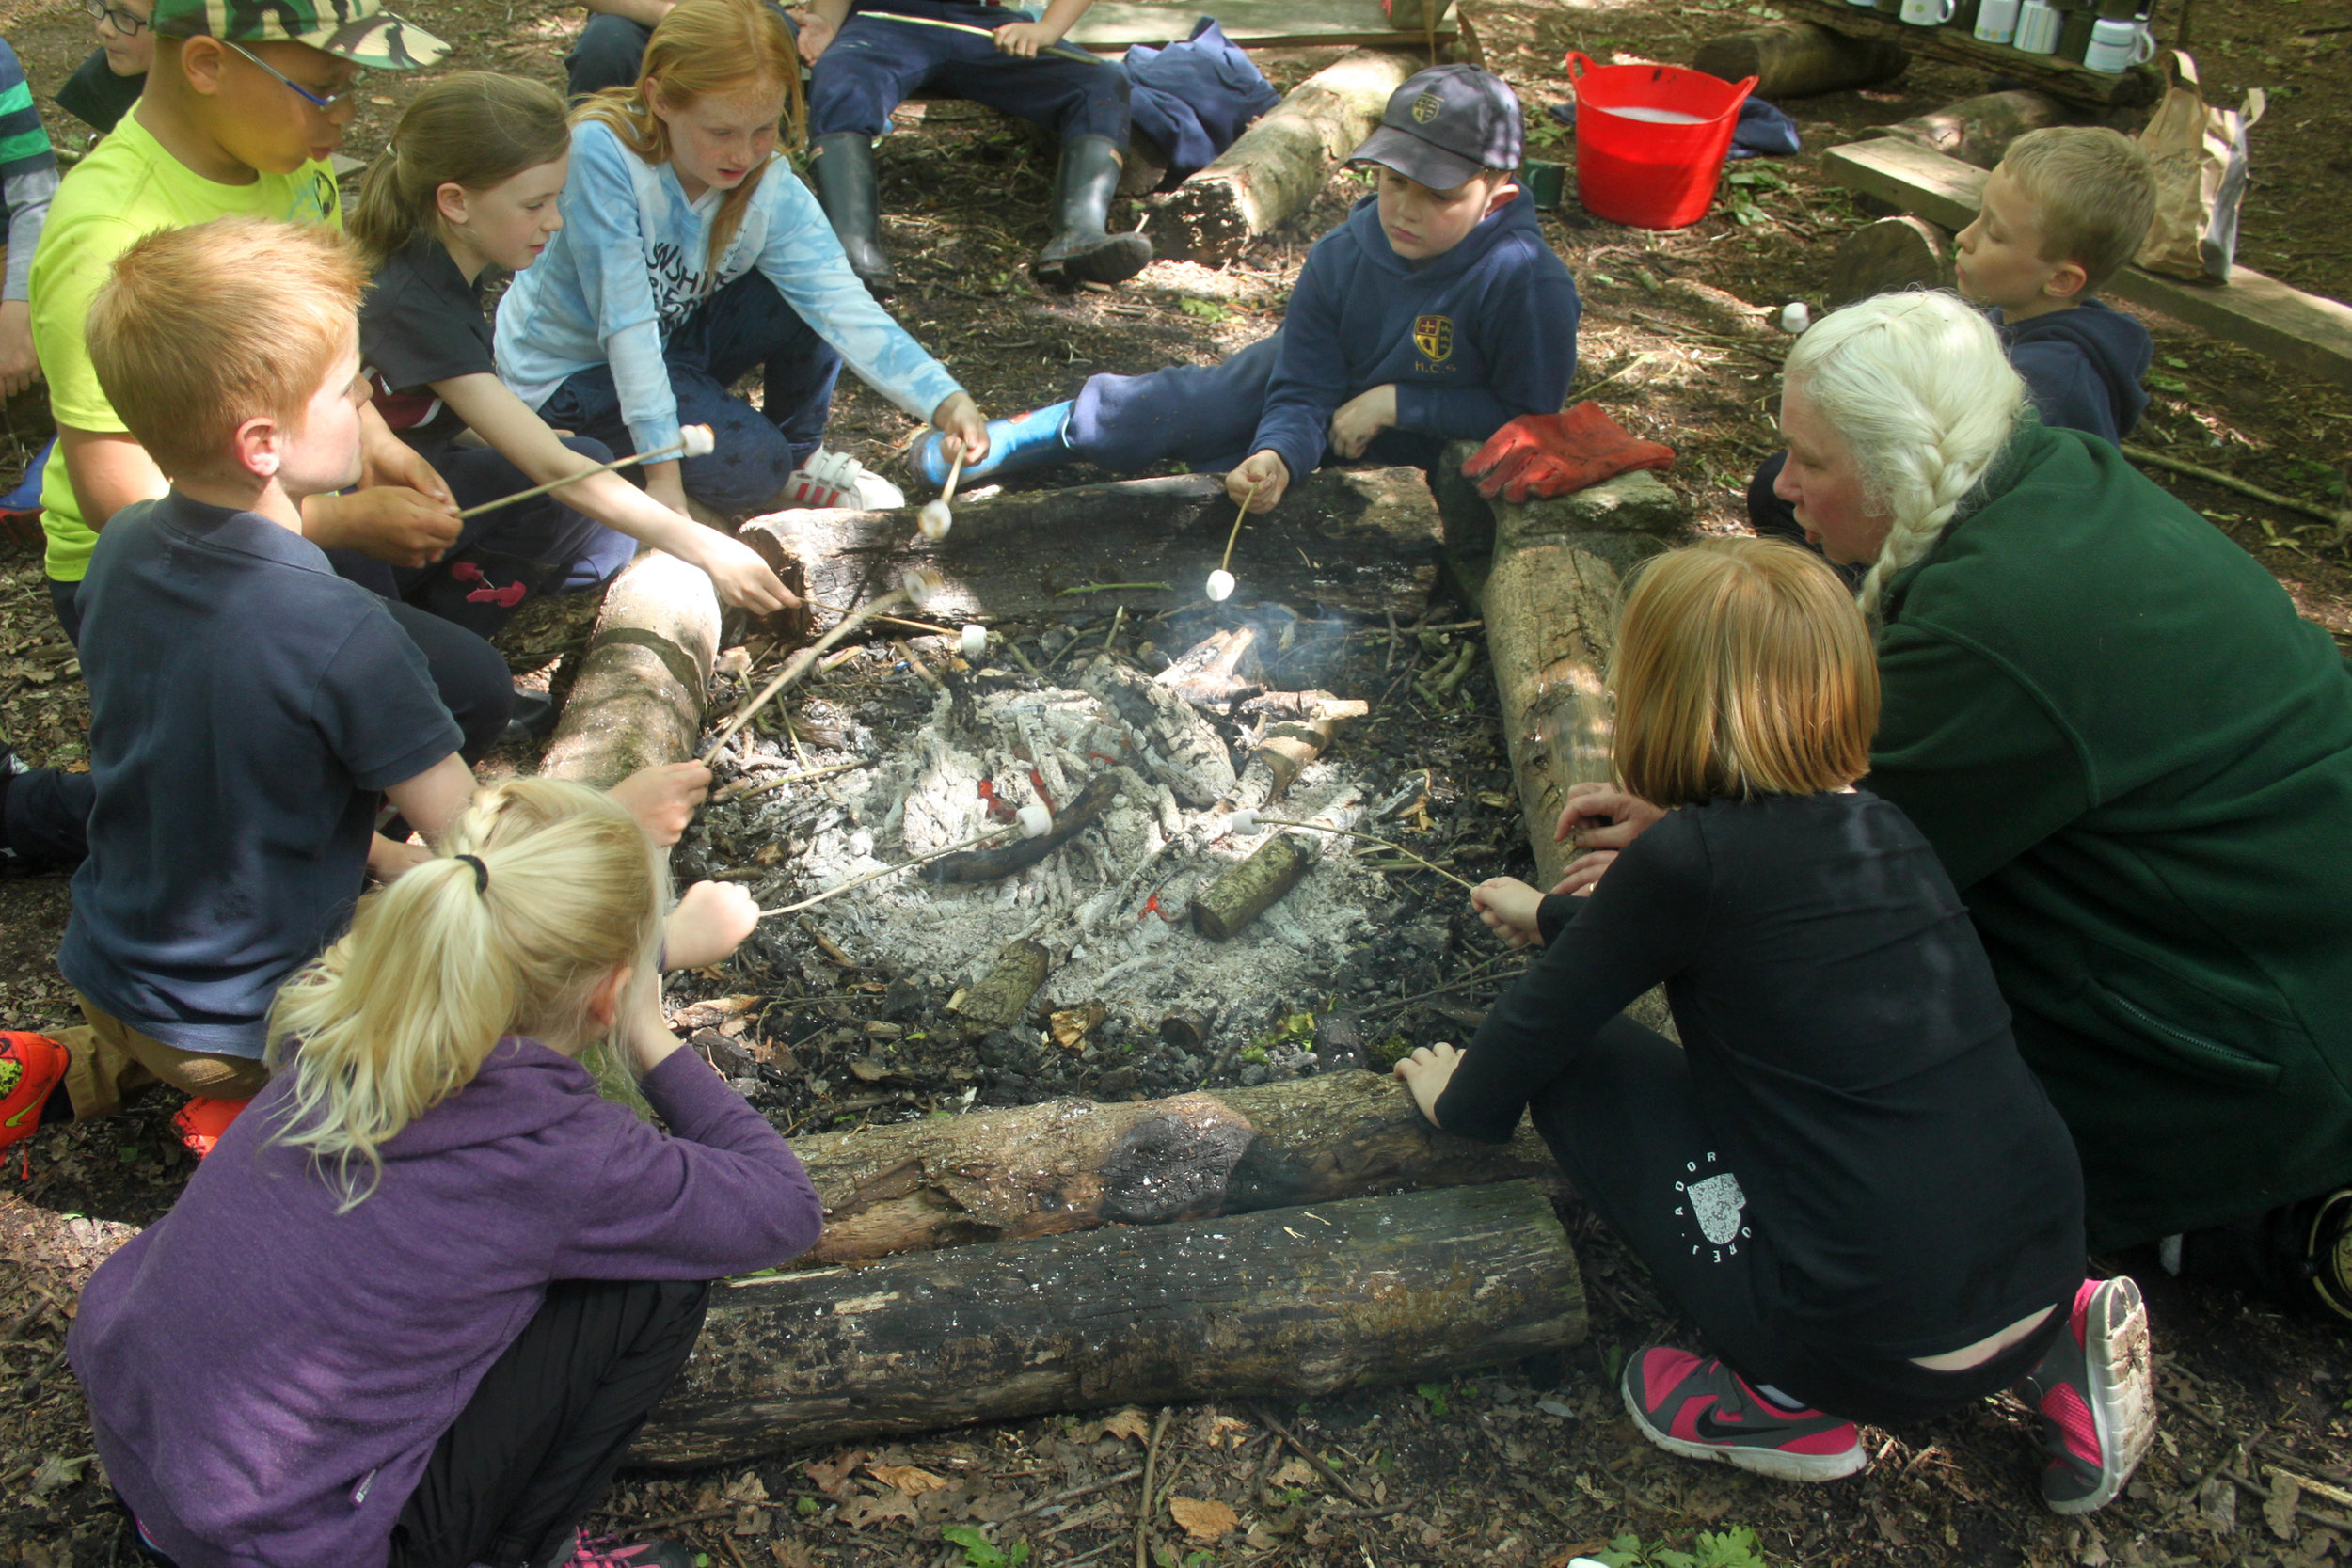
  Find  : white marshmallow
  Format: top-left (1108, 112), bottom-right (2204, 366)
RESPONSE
top-left (1225, 808), bottom-right (1259, 836)
top-left (1778, 302), bottom-right (1811, 335)
top-left (960, 623), bottom-right (988, 659)
top-left (899, 564), bottom-right (943, 608)
top-left (1017, 802), bottom-right (1053, 839)
top-left (678, 423), bottom-right (717, 458)
top-left (1205, 569), bottom-right (1236, 602)
top-left (917, 499), bottom-right (953, 541)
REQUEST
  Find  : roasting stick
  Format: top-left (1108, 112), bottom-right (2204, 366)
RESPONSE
top-left (1222, 811), bottom-right (1479, 892)
top-left (1205, 478), bottom-right (1263, 602)
top-left (757, 826), bottom-right (1015, 918)
top-left (702, 588), bottom-right (911, 763)
top-left (916, 437), bottom-right (969, 541)
top-left (454, 423), bottom-right (716, 519)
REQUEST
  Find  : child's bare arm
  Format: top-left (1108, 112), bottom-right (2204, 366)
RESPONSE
top-left (996, 0), bottom-right (1091, 53)
top-left (56, 424), bottom-right (165, 532)
top-left (382, 752), bottom-right (477, 845)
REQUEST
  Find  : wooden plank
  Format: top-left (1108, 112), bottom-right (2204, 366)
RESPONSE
top-left (1072, 0), bottom-right (1451, 51)
top-left (1773, 0), bottom-right (2159, 107)
top-left (1821, 137), bottom-right (2352, 391)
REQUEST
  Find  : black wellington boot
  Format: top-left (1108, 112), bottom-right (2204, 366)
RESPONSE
top-left (809, 132), bottom-right (897, 297)
top-left (1033, 134), bottom-right (1152, 289)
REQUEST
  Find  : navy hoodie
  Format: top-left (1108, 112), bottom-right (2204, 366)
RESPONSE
top-left (1250, 187), bottom-right (1580, 485)
top-left (1994, 297), bottom-right (2152, 447)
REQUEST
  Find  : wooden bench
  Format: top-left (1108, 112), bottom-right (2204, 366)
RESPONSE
top-left (1072, 0), bottom-right (1454, 55)
top-left (1821, 135), bottom-right (2352, 392)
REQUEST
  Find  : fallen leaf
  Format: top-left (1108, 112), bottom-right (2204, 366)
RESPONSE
top-left (1050, 1002), bottom-right (1106, 1049)
top-left (869, 1464), bottom-right (951, 1495)
top-left (1168, 1497), bottom-right (1238, 1541)
top-left (1271, 1458), bottom-right (1318, 1489)
top-left (838, 1492), bottom-right (921, 1529)
top-left (804, 1449), bottom-right (866, 1497)
top-left (724, 1471), bottom-right (771, 1504)
top-left (2265, 1472), bottom-right (2301, 1541)
top-left (1081, 1406), bottom-right (1152, 1443)
top-left (29, 1455), bottom-right (92, 1497)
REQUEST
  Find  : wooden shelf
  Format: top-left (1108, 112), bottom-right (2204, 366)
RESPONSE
top-left (1776, 0), bottom-right (2161, 107)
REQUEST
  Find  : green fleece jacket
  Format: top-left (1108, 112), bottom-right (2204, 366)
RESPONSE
top-left (1868, 421), bottom-right (2352, 1251)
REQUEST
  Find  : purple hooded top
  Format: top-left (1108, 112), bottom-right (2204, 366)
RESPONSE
top-left (69, 1039), bottom-right (824, 1568)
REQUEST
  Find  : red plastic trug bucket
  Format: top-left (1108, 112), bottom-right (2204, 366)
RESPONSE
top-left (1565, 53), bottom-right (1756, 230)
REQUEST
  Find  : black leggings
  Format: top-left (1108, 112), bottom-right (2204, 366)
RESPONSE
top-left (1529, 1016), bottom-right (2065, 1428)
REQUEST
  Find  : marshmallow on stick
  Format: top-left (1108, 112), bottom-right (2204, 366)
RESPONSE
top-left (917, 436), bottom-right (970, 541)
top-left (455, 423), bottom-right (715, 519)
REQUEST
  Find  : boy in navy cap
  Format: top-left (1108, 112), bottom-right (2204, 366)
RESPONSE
top-left (908, 63), bottom-right (1580, 509)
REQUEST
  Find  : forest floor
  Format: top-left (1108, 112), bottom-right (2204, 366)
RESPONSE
top-left (0, 0), bottom-right (2346, 1563)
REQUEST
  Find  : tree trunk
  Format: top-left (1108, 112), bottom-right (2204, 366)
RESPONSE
top-left (1485, 545), bottom-right (1623, 895)
top-left (739, 467), bottom-right (1440, 626)
top-left (541, 551), bottom-right (720, 787)
top-left (786, 1065), bottom-right (1570, 1270)
top-left (1151, 50), bottom-right (1418, 264)
top-left (1692, 22), bottom-right (1908, 100)
top-left (1828, 214), bottom-right (1956, 306)
top-left (633, 1180), bottom-right (1585, 1464)
top-left (1868, 89), bottom-right (2078, 169)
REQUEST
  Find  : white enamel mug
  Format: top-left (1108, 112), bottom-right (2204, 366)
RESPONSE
top-left (1900, 0), bottom-right (1957, 24)
top-left (2013, 0), bottom-right (2062, 53)
top-left (2083, 17), bottom-right (2158, 71)
top-left (1974, 0), bottom-right (2021, 41)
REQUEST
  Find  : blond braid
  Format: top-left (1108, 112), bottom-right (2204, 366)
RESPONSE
top-left (1783, 293), bottom-right (2028, 618)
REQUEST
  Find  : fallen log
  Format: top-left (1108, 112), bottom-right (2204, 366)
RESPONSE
top-left (1151, 49), bottom-right (1416, 264)
top-left (633, 1180), bottom-right (1585, 1463)
top-left (1867, 89), bottom-right (2077, 169)
top-left (739, 467), bottom-right (1441, 625)
top-left (1692, 21), bottom-right (1907, 100)
top-left (1486, 546), bottom-right (1622, 895)
top-left (1828, 214), bottom-right (1954, 307)
top-left (947, 939), bottom-right (1053, 1030)
top-left (1192, 833), bottom-right (1314, 941)
top-left (786, 1064), bottom-right (1569, 1269)
top-left (540, 550), bottom-right (720, 787)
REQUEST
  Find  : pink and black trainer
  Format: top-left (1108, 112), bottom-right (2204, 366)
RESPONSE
top-left (553, 1532), bottom-right (698, 1568)
top-left (2016, 1275), bottom-right (2156, 1514)
top-left (1620, 1344), bottom-right (1867, 1482)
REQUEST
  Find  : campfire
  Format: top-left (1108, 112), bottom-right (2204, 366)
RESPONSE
top-left (732, 626), bottom-right (1388, 1060)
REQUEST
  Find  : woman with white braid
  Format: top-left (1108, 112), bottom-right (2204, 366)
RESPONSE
top-left (1555, 292), bottom-right (2352, 1324)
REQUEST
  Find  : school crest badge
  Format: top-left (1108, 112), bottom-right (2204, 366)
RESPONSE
top-left (1411, 91), bottom-right (1443, 125)
top-left (1413, 315), bottom-right (1454, 361)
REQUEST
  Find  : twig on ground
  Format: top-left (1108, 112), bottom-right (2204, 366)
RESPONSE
top-left (1136, 1406), bottom-right (1173, 1568)
top-left (2122, 444), bottom-right (2352, 537)
top-left (756, 827), bottom-right (1014, 918)
top-left (1002, 1466), bottom-right (1146, 1524)
top-left (1251, 817), bottom-right (1478, 892)
top-left (1251, 1402), bottom-right (1373, 1506)
top-left (709, 757), bottom-right (874, 804)
top-left (704, 590), bottom-right (911, 762)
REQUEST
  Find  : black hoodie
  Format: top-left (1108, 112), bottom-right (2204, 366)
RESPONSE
top-left (1994, 297), bottom-right (2152, 447)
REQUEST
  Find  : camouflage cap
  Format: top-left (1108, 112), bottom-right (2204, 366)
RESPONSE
top-left (151, 0), bottom-right (450, 71)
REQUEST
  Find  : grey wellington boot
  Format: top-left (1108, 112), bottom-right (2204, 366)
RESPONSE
top-left (1033, 134), bottom-right (1153, 289)
top-left (809, 132), bottom-right (897, 297)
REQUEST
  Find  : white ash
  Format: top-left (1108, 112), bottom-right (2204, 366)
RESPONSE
top-left (744, 674), bottom-right (1384, 1025)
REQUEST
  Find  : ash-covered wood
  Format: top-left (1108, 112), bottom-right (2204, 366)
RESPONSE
top-left (632, 1180), bottom-right (1586, 1463)
top-left (1158, 1008), bottom-right (1215, 1053)
top-left (784, 1067), bottom-right (1570, 1269)
top-left (1081, 661), bottom-right (1236, 807)
top-left (1150, 50), bottom-right (1417, 264)
top-left (925, 771), bottom-right (1123, 885)
top-left (738, 467), bottom-right (1440, 625)
top-left (947, 939), bottom-right (1053, 1031)
top-left (1191, 833), bottom-right (1315, 942)
top-left (541, 551), bottom-right (720, 787)
top-left (1225, 695), bottom-right (1367, 811)
top-left (1155, 626), bottom-right (1261, 705)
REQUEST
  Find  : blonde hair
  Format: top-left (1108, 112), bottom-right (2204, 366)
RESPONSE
top-left (265, 779), bottom-right (670, 1209)
top-left (1782, 291), bottom-right (2028, 616)
top-left (576, 0), bottom-right (805, 272)
top-left (1612, 538), bottom-right (1880, 808)
top-left (1999, 126), bottom-right (2157, 294)
top-left (350, 72), bottom-right (571, 269)
top-left (86, 216), bottom-right (367, 480)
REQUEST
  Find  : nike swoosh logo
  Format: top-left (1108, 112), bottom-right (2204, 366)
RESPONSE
top-left (1693, 1409), bottom-right (1769, 1441)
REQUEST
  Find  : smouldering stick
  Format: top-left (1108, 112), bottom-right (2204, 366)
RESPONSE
top-left (455, 423), bottom-right (714, 519)
top-left (757, 826), bottom-right (1014, 917)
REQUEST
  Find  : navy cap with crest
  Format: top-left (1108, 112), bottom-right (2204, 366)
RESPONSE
top-left (1349, 65), bottom-right (1523, 191)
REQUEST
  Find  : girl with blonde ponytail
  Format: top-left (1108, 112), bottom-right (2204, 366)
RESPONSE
top-left (354, 70), bottom-right (798, 630)
top-left (67, 779), bottom-right (823, 1568)
top-left (1395, 538), bottom-right (2135, 1511)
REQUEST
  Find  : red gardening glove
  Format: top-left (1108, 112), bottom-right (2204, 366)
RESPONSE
top-left (1462, 403), bottom-right (1676, 502)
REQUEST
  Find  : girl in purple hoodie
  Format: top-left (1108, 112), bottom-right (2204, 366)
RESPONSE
top-left (70, 779), bottom-right (825, 1568)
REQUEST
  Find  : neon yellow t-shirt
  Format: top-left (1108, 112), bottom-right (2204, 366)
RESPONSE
top-left (28, 110), bottom-right (340, 582)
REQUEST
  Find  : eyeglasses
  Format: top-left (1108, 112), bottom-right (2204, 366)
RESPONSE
top-left (82, 0), bottom-right (151, 35)
top-left (221, 39), bottom-right (365, 112)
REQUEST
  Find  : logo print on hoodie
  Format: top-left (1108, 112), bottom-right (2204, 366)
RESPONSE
top-left (1414, 314), bottom-right (1454, 364)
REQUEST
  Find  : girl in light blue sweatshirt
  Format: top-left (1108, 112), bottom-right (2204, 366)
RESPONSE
top-left (495, 0), bottom-right (989, 517)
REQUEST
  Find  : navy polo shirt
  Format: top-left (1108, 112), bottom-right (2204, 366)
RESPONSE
top-left (59, 492), bottom-right (463, 1057)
